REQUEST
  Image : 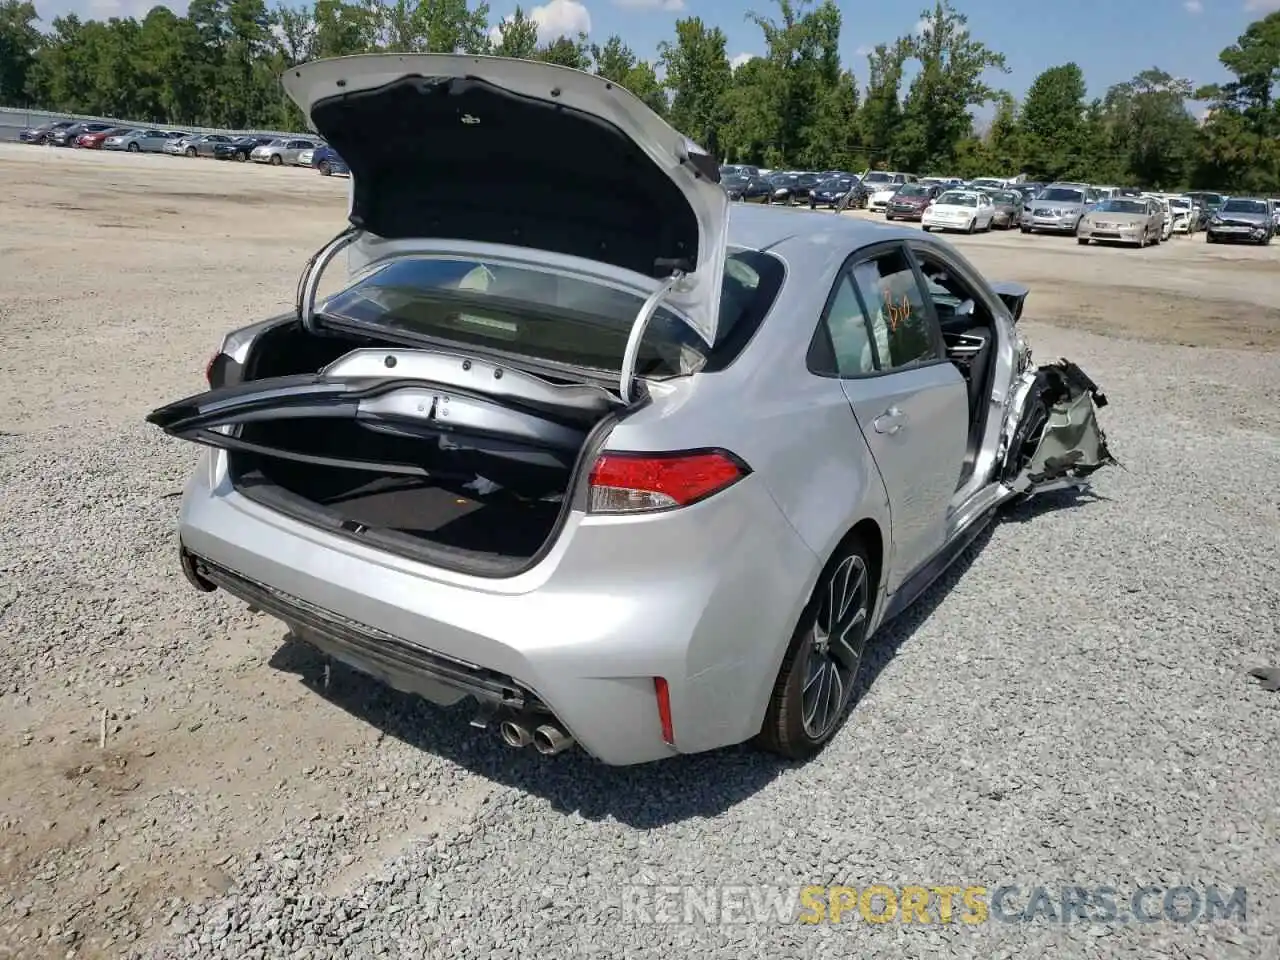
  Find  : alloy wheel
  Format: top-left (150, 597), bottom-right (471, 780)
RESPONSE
top-left (799, 554), bottom-right (870, 740)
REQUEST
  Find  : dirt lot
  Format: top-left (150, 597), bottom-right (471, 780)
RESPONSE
top-left (1, 144), bottom-right (1278, 960)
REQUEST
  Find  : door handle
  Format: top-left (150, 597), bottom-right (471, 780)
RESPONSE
top-left (873, 407), bottom-right (905, 435)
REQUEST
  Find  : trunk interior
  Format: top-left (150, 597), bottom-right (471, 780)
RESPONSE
top-left (228, 322), bottom-right (609, 575)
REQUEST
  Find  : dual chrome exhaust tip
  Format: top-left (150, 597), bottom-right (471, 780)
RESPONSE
top-left (499, 717), bottom-right (574, 756)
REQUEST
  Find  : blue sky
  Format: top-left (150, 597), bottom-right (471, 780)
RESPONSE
top-left (47, 0), bottom-right (1280, 114)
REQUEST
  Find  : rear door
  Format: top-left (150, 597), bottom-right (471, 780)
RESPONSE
top-left (817, 241), bottom-right (969, 593)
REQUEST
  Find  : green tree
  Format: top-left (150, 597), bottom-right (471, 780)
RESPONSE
top-left (0, 0), bottom-right (41, 103)
top-left (860, 38), bottom-right (910, 167)
top-left (537, 32), bottom-right (590, 69)
top-left (1194, 12), bottom-right (1280, 192)
top-left (490, 7), bottom-right (537, 59)
top-left (658, 16), bottom-right (732, 152)
top-left (1017, 62), bottom-right (1087, 181)
top-left (895, 1), bottom-right (1008, 173)
top-left (591, 35), bottom-right (667, 115)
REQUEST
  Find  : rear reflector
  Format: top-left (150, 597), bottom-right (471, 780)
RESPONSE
top-left (587, 449), bottom-right (749, 514)
top-left (654, 677), bottom-right (674, 745)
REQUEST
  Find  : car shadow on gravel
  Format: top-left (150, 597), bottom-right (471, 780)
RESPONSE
top-left (263, 497), bottom-right (1097, 827)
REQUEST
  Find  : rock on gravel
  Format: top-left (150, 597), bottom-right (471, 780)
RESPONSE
top-left (0, 145), bottom-right (1278, 960)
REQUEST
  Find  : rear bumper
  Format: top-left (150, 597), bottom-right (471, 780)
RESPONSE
top-left (174, 449), bottom-right (819, 765)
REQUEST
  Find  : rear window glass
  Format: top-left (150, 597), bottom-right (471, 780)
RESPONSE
top-left (1040, 188), bottom-right (1084, 202)
top-left (319, 252), bottom-right (785, 378)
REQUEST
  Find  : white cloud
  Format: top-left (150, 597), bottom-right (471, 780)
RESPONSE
top-left (854, 44), bottom-right (873, 56)
top-left (913, 17), bottom-right (930, 35)
top-left (1184, 0), bottom-right (1203, 12)
top-left (489, 0), bottom-right (593, 46)
top-left (613, 0), bottom-right (684, 9)
top-left (1244, 0), bottom-right (1280, 10)
top-left (730, 52), bottom-right (755, 69)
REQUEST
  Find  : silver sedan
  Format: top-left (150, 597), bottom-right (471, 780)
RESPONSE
top-left (250, 138), bottom-right (317, 166)
top-left (147, 54), bottom-right (1116, 766)
top-left (103, 128), bottom-right (173, 153)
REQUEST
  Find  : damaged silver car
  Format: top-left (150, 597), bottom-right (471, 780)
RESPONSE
top-left (147, 53), bottom-right (1115, 766)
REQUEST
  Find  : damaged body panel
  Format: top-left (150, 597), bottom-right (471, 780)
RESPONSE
top-left (1001, 358), bottom-right (1115, 497)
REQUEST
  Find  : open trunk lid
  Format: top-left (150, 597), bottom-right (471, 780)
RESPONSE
top-left (282, 54), bottom-right (730, 354)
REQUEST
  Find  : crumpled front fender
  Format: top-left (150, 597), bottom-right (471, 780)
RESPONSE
top-left (1002, 358), bottom-right (1116, 497)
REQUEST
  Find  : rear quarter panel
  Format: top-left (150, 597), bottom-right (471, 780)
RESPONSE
top-left (605, 243), bottom-right (893, 654)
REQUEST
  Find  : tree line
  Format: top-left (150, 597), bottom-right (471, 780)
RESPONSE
top-left (1, 0), bottom-right (1278, 193)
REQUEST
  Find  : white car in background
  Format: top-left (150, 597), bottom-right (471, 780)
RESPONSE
top-left (921, 190), bottom-right (996, 234)
top-left (867, 186), bottom-right (899, 212)
top-left (1144, 195), bottom-right (1174, 240)
top-left (1165, 195), bottom-right (1197, 235)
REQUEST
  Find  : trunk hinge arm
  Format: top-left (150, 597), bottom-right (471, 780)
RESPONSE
top-left (296, 226), bottom-right (362, 331)
top-left (619, 270), bottom-right (685, 404)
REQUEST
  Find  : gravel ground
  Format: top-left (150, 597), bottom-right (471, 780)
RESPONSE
top-left (1, 144), bottom-right (1278, 960)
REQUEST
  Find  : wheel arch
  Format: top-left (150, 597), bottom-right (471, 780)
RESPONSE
top-left (746, 513), bottom-right (887, 742)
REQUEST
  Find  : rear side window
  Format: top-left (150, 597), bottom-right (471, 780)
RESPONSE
top-left (319, 251), bottom-right (784, 377)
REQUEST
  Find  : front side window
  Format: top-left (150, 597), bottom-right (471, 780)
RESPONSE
top-left (821, 248), bottom-right (939, 375)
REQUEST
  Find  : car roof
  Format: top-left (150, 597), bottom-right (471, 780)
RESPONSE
top-left (728, 203), bottom-right (922, 258)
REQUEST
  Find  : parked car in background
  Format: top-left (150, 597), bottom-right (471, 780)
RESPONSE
top-left (48, 122), bottom-right (115, 147)
top-left (214, 136), bottom-right (276, 161)
top-left (1077, 196), bottom-right (1165, 247)
top-left (1186, 191), bottom-right (1227, 229)
top-left (1021, 183), bottom-right (1090, 235)
top-left (968, 177), bottom-right (1011, 190)
top-left (1165, 195), bottom-right (1197, 235)
top-left (1205, 197), bottom-right (1274, 245)
top-left (1145, 195), bottom-right (1173, 241)
top-left (76, 126), bottom-right (130, 149)
top-left (19, 120), bottom-right (76, 144)
top-left (984, 189), bottom-right (1023, 229)
top-left (164, 135), bottom-right (197, 156)
top-left (720, 163), bottom-right (761, 178)
top-left (883, 182), bottom-right (940, 221)
top-left (723, 173), bottom-right (769, 202)
top-left (250, 137), bottom-right (317, 166)
top-left (808, 175), bottom-right (857, 209)
top-left (180, 134), bottom-right (233, 157)
top-left (921, 189), bottom-right (996, 233)
top-left (860, 171), bottom-right (916, 191)
top-left (766, 171), bottom-right (820, 205)
top-left (311, 143), bottom-right (349, 177)
top-left (1269, 198), bottom-right (1280, 230)
top-left (104, 128), bottom-right (174, 153)
top-left (146, 53), bottom-right (1115, 767)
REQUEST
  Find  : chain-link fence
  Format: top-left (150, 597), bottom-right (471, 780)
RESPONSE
top-left (0, 105), bottom-right (308, 142)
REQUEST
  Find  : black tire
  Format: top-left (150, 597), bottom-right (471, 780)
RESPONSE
top-left (270, 154), bottom-right (282, 166)
top-left (1020, 226), bottom-right (1031, 234)
top-left (319, 161), bottom-right (331, 176)
top-left (236, 151), bottom-right (247, 162)
top-left (185, 146), bottom-right (196, 157)
top-left (1077, 237), bottom-right (1089, 245)
top-left (127, 142), bottom-right (140, 153)
top-left (967, 218), bottom-right (977, 234)
top-left (885, 213), bottom-right (894, 221)
top-left (758, 538), bottom-right (874, 760)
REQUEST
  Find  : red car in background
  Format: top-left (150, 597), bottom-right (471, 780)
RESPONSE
top-left (76, 126), bottom-right (129, 149)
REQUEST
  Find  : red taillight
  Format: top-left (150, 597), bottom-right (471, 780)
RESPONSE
top-left (587, 449), bottom-right (748, 514)
top-left (654, 677), bottom-right (674, 745)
